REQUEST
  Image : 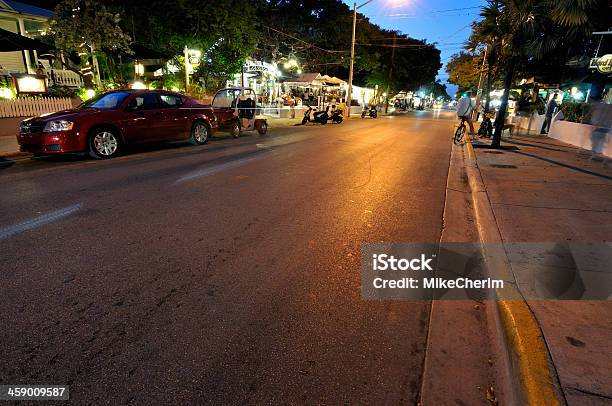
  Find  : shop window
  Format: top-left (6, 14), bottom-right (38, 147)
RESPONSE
top-left (0, 16), bottom-right (19, 33)
top-left (23, 19), bottom-right (47, 38)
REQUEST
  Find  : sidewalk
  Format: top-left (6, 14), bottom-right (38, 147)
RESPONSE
top-left (0, 117), bottom-right (22, 158)
top-left (468, 134), bottom-right (612, 405)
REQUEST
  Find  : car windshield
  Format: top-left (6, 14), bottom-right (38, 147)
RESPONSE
top-left (81, 92), bottom-right (131, 110)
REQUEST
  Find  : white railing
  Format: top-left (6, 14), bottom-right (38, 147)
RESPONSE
top-left (0, 97), bottom-right (73, 118)
top-left (48, 69), bottom-right (84, 88)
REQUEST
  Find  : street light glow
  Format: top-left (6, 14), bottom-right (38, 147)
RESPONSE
top-left (130, 81), bottom-right (147, 89)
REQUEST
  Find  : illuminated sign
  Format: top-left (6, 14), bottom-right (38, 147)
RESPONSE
top-left (184, 48), bottom-right (202, 74)
top-left (590, 54), bottom-right (612, 75)
top-left (244, 60), bottom-right (279, 76)
top-left (187, 50), bottom-right (201, 65)
top-left (13, 74), bottom-right (47, 94)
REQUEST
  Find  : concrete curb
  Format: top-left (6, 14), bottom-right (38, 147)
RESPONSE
top-left (0, 151), bottom-right (30, 160)
top-left (462, 138), bottom-right (564, 406)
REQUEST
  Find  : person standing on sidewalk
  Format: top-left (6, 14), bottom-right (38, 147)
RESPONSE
top-left (456, 91), bottom-right (476, 137)
top-left (540, 94), bottom-right (558, 134)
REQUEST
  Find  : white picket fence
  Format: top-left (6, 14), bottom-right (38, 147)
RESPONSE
top-left (0, 97), bottom-right (73, 118)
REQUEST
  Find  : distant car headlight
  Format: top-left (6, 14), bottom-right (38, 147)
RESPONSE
top-left (43, 120), bottom-right (74, 132)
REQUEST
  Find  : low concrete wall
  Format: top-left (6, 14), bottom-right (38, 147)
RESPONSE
top-left (0, 117), bottom-right (22, 137)
top-left (262, 107), bottom-right (303, 118)
top-left (511, 113), bottom-right (546, 133)
top-left (549, 119), bottom-right (612, 157)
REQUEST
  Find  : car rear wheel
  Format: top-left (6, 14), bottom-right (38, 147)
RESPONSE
top-left (231, 121), bottom-right (241, 138)
top-left (89, 127), bottom-right (120, 159)
top-left (256, 121), bottom-right (268, 135)
top-left (190, 121), bottom-right (209, 145)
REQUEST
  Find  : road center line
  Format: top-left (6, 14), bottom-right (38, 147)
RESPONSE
top-left (174, 154), bottom-right (268, 184)
top-left (0, 203), bottom-right (82, 240)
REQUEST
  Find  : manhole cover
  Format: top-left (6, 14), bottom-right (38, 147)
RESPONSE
top-left (483, 151), bottom-right (504, 154)
top-left (490, 164), bottom-right (517, 169)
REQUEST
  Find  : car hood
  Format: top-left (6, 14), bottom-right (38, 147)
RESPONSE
top-left (23, 108), bottom-right (100, 123)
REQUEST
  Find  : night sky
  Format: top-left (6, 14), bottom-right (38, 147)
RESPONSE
top-left (343, 0), bottom-right (486, 96)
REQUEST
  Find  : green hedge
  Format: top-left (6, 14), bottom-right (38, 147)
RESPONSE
top-left (560, 102), bottom-right (589, 124)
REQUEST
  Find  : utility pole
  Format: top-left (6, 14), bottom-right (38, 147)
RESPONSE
top-left (473, 47), bottom-right (487, 121)
top-left (347, 2), bottom-right (358, 118)
top-left (184, 46), bottom-right (190, 91)
top-left (347, 0), bottom-right (375, 118)
top-left (385, 34), bottom-right (397, 114)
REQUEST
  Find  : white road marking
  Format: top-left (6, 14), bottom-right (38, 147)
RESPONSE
top-left (175, 154), bottom-right (267, 184)
top-left (0, 203), bottom-right (82, 240)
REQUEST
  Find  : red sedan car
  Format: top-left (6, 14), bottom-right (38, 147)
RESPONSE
top-left (17, 90), bottom-right (217, 159)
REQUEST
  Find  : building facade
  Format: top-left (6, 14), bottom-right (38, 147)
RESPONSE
top-left (0, 0), bottom-right (51, 74)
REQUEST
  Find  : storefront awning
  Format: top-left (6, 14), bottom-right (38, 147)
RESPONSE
top-left (0, 28), bottom-right (52, 52)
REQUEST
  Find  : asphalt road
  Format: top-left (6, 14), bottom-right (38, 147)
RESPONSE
top-left (0, 111), bottom-right (457, 404)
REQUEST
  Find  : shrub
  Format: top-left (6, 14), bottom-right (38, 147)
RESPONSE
top-left (560, 102), bottom-right (587, 123)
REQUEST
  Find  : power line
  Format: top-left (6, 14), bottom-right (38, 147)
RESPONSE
top-left (428, 6), bottom-right (480, 13)
top-left (355, 43), bottom-right (432, 49)
top-left (262, 25), bottom-right (347, 54)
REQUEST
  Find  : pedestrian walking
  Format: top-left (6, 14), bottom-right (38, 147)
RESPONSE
top-left (540, 94), bottom-right (559, 134)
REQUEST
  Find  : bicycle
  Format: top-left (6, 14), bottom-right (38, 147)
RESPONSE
top-left (477, 111), bottom-right (495, 139)
top-left (454, 116), bottom-right (468, 144)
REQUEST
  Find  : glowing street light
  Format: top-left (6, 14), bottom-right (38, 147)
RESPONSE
top-left (283, 58), bottom-right (299, 69)
top-left (130, 81), bottom-right (147, 90)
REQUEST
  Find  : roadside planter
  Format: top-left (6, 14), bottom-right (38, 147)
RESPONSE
top-left (510, 112), bottom-right (545, 134)
top-left (549, 119), bottom-right (611, 157)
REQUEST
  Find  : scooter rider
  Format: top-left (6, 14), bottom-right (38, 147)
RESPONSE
top-left (456, 91), bottom-right (476, 137)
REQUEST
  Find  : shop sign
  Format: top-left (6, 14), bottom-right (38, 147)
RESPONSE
top-left (187, 50), bottom-right (201, 65)
top-left (244, 60), bottom-right (279, 76)
top-left (590, 54), bottom-right (612, 74)
top-left (13, 74), bottom-right (47, 94)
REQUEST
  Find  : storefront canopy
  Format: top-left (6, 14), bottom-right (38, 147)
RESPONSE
top-left (285, 73), bottom-right (347, 87)
top-left (319, 75), bottom-right (346, 86)
top-left (0, 28), bottom-right (52, 52)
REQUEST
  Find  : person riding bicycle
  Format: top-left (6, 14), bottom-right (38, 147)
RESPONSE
top-left (456, 91), bottom-right (476, 137)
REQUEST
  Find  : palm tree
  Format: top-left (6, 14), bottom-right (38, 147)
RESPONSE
top-left (468, 0), bottom-right (503, 114)
top-left (486, 0), bottom-right (601, 148)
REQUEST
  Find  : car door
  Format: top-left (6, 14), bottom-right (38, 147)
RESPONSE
top-left (159, 93), bottom-right (189, 139)
top-left (212, 89), bottom-right (238, 128)
top-left (123, 92), bottom-right (166, 144)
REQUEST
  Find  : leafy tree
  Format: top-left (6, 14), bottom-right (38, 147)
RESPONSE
top-left (445, 52), bottom-right (484, 94)
top-left (263, 0), bottom-right (441, 93)
top-left (484, 0), bottom-right (604, 147)
top-left (107, 0), bottom-right (264, 92)
top-left (49, 0), bottom-right (132, 84)
top-left (467, 0), bottom-right (506, 111)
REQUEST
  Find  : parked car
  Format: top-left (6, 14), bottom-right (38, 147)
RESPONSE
top-left (210, 87), bottom-right (268, 137)
top-left (17, 90), bottom-right (217, 159)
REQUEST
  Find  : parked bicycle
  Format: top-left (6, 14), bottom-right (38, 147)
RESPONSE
top-left (478, 111), bottom-right (495, 139)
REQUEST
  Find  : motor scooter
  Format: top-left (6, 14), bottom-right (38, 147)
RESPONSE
top-left (301, 105), bottom-right (313, 125)
top-left (301, 105), bottom-right (329, 125)
top-left (312, 105), bottom-right (330, 124)
top-left (329, 107), bottom-right (344, 124)
top-left (361, 105), bottom-right (378, 118)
